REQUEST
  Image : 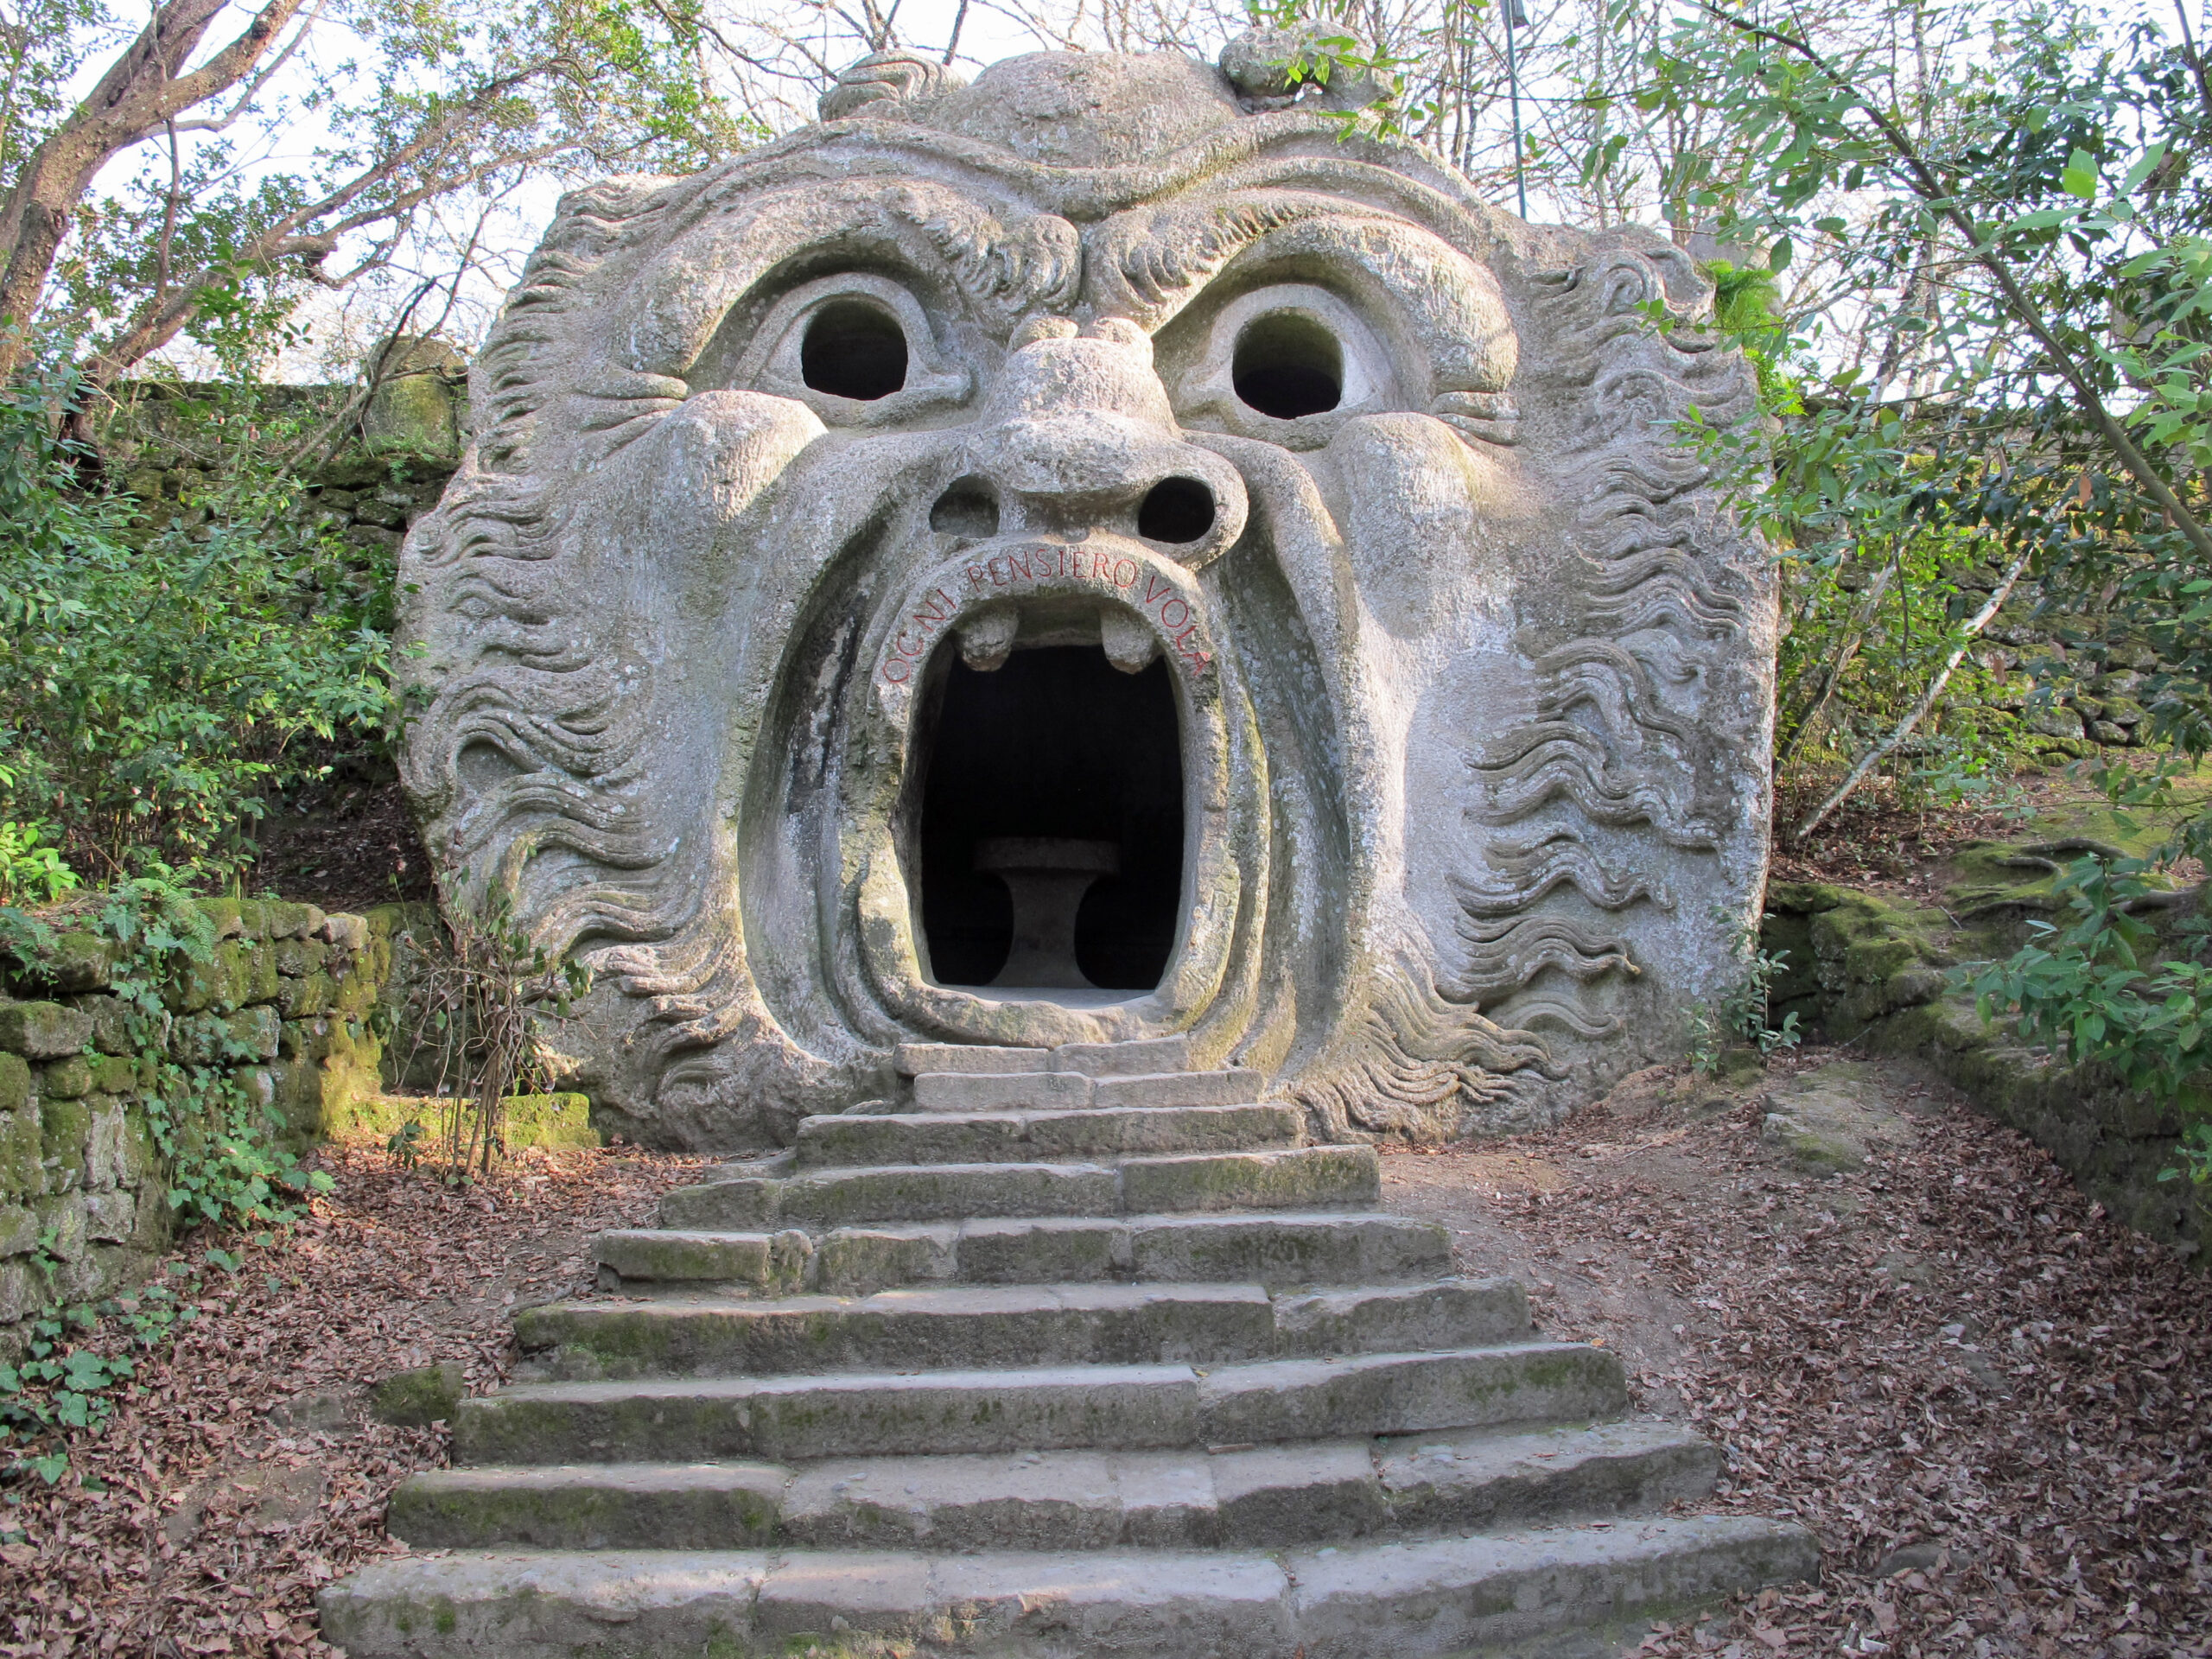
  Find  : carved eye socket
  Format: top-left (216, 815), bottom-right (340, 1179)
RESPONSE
top-left (802, 300), bottom-right (908, 401)
top-left (1161, 281), bottom-right (1395, 449)
top-left (706, 272), bottom-right (969, 423)
top-left (1233, 314), bottom-right (1342, 420)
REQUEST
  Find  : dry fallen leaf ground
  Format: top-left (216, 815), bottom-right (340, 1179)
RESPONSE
top-left (0, 1055), bottom-right (2205, 1658)
top-left (1386, 1050), bottom-right (2212, 1658)
top-left (0, 1145), bottom-right (712, 1658)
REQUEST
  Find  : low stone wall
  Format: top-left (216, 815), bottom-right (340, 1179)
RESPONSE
top-left (0, 900), bottom-right (397, 1342)
top-left (1762, 880), bottom-right (2203, 1255)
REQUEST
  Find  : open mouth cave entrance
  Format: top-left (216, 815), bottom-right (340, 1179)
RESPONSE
top-left (918, 643), bottom-right (1184, 994)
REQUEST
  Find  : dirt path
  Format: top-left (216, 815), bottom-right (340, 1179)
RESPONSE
top-left (1381, 1051), bottom-right (2212, 1657)
top-left (0, 1146), bottom-right (711, 1658)
top-left (1, 1058), bottom-right (2205, 1658)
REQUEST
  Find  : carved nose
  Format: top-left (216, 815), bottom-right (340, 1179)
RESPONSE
top-left (967, 327), bottom-right (1248, 560)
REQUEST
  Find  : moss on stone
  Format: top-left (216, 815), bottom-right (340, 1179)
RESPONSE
top-left (264, 901), bottom-right (318, 942)
top-left (0, 1001), bottom-right (93, 1059)
top-left (0, 1055), bottom-right (27, 1116)
top-left (87, 1054), bottom-right (140, 1096)
top-left (1764, 881), bottom-right (1848, 915)
top-left (196, 897), bottom-right (246, 940)
top-left (31, 931), bottom-right (115, 994)
top-left (0, 1108), bottom-right (44, 1198)
top-left (225, 1005), bottom-right (282, 1060)
top-left (37, 1057), bottom-right (92, 1099)
top-left (41, 1096), bottom-right (91, 1181)
top-left (275, 938), bottom-right (328, 978)
top-left (372, 1361), bottom-right (465, 1427)
top-left (68, 995), bottom-right (137, 1056)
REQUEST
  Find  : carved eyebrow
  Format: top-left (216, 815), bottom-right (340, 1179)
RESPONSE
top-left (620, 181), bottom-right (1081, 383)
top-left (1090, 191), bottom-right (1516, 395)
top-left (1087, 191), bottom-right (1379, 323)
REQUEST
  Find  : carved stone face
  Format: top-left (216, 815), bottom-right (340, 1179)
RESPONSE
top-left (398, 48), bottom-right (1777, 1148)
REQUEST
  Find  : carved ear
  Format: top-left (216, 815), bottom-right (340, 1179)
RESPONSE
top-left (821, 50), bottom-right (967, 121)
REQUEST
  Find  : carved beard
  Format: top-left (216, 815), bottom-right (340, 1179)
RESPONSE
top-left (397, 95), bottom-right (1775, 1149)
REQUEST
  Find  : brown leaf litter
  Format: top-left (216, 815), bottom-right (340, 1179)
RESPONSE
top-left (1383, 1049), bottom-right (2211, 1657)
top-left (0, 1144), bottom-right (709, 1657)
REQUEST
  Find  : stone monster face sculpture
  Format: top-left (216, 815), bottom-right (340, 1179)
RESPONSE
top-left (397, 46), bottom-right (1777, 1148)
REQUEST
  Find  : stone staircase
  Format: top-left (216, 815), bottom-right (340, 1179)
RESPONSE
top-left (321, 1039), bottom-right (1816, 1656)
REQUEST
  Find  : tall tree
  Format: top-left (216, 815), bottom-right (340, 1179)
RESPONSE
top-left (0, 0), bottom-right (745, 393)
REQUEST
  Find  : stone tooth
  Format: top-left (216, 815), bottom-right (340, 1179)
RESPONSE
top-left (958, 601), bottom-right (1020, 671)
top-left (1100, 604), bottom-right (1159, 672)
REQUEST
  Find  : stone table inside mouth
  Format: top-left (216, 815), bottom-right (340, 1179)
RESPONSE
top-left (977, 836), bottom-right (1121, 990)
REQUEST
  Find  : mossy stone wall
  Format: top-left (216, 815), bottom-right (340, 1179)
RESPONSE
top-left (0, 900), bottom-right (398, 1338)
top-left (1764, 880), bottom-right (2204, 1255)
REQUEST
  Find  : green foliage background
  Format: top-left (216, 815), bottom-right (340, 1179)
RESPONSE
top-left (0, 377), bottom-right (393, 886)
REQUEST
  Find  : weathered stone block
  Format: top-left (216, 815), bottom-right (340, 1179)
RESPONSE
top-left (84, 1190), bottom-right (136, 1243)
top-left (34, 1193), bottom-right (87, 1261)
top-left (372, 1361), bottom-right (466, 1426)
top-left (1764, 881), bottom-right (1847, 916)
top-left (0, 1205), bottom-right (36, 1256)
top-left (35, 1056), bottom-right (92, 1099)
top-left (1842, 937), bottom-right (1918, 983)
top-left (0, 1001), bottom-right (92, 1059)
top-left (239, 941), bottom-right (283, 1007)
top-left (1120, 1146), bottom-right (1378, 1214)
top-left (87, 1054), bottom-right (140, 1096)
top-left (29, 931), bottom-right (115, 994)
top-left (813, 1225), bottom-right (957, 1294)
top-left (275, 937), bottom-right (329, 978)
top-left (0, 1053), bottom-right (26, 1115)
top-left (40, 1106), bottom-right (90, 1194)
top-left (195, 897), bottom-right (247, 939)
top-left (280, 1016), bottom-right (331, 1064)
top-left (594, 1228), bottom-right (814, 1290)
top-left (321, 912), bottom-right (370, 952)
top-left (168, 1013), bottom-right (226, 1065)
top-left (84, 1103), bottom-right (130, 1190)
top-left (0, 1260), bottom-right (41, 1322)
top-left (955, 1217), bottom-right (1119, 1284)
top-left (0, 1107), bottom-right (42, 1198)
top-left (69, 995), bottom-right (149, 1056)
top-left (225, 1005), bottom-right (283, 1061)
top-left (264, 901), bottom-right (321, 942)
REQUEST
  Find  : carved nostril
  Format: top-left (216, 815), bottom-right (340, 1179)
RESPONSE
top-left (931, 480), bottom-right (1001, 538)
top-left (1137, 477), bottom-right (1216, 544)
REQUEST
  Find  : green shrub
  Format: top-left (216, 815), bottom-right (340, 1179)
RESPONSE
top-left (0, 372), bottom-right (393, 884)
top-left (1961, 851), bottom-right (2212, 1197)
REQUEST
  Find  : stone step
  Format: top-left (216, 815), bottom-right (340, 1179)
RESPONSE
top-left (908, 1066), bottom-right (1262, 1113)
top-left (794, 1101), bottom-right (1301, 1169)
top-left (322, 1515), bottom-right (1820, 1658)
top-left (512, 1279), bottom-right (1532, 1380)
top-left (894, 1035), bottom-right (1193, 1077)
top-left (390, 1419), bottom-right (1718, 1553)
top-left (451, 1343), bottom-right (1626, 1465)
top-left (596, 1210), bottom-right (1452, 1294)
top-left (657, 1145), bottom-right (1378, 1230)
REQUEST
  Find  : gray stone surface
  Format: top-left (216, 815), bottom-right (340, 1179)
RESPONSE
top-left (322, 1519), bottom-right (1816, 1657)
top-left (1053, 1036), bottom-right (1192, 1075)
top-left (391, 1462), bottom-right (786, 1550)
top-left (458, 1364), bottom-right (1206, 1463)
top-left (912, 1070), bottom-right (1093, 1112)
top-left (513, 1282), bottom-right (1279, 1378)
top-left (794, 1101), bottom-right (1301, 1167)
top-left (397, 40), bottom-right (1776, 1149)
